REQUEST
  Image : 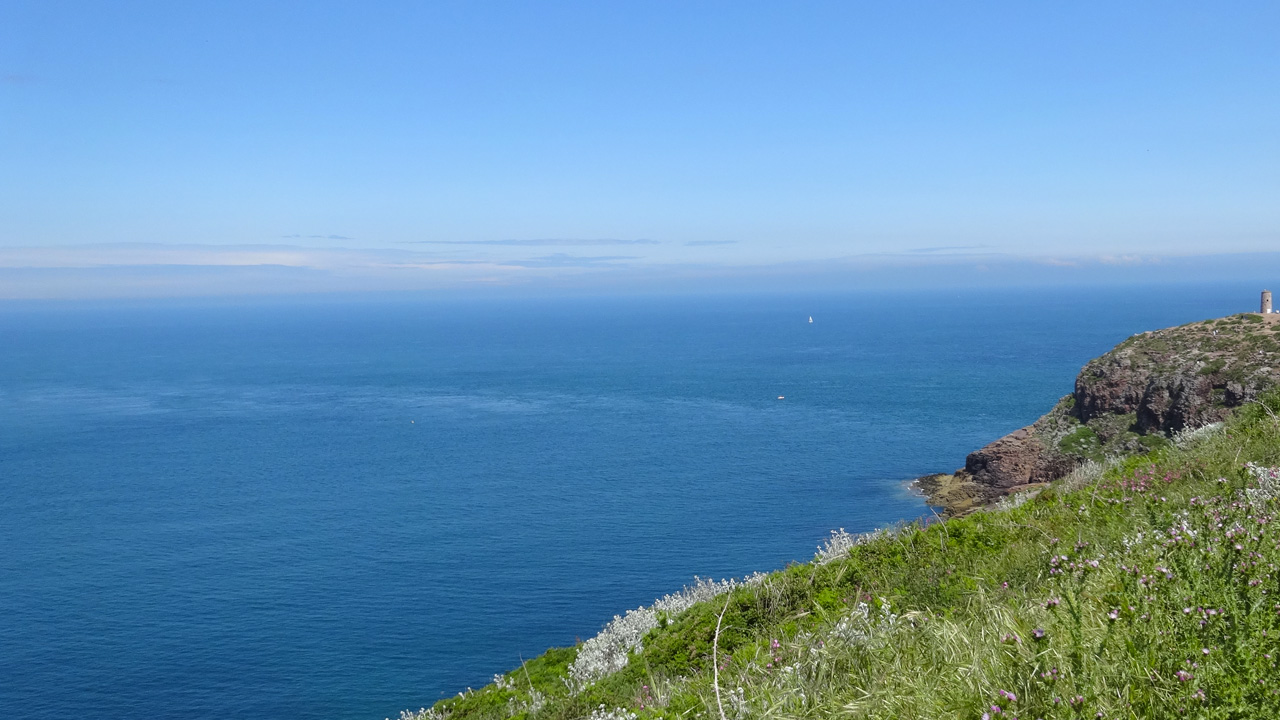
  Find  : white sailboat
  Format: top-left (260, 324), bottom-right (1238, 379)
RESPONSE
top-left (808, 316), bottom-right (813, 324)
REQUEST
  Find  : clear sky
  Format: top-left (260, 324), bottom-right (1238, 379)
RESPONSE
top-left (2, 1), bottom-right (1278, 297)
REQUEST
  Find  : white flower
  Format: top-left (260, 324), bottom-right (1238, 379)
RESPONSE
top-left (566, 573), bottom-right (765, 688)
top-left (815, 527), bottom-right (897, 565)
top-left (586, 704), bottom-right (637, 720)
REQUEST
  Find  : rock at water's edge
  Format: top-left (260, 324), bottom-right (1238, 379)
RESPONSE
top-left (920, 313), bottom-right (1280, 515)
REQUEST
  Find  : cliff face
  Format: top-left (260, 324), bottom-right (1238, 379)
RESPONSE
top-left (923, 312), bottom-right (1280, 514)
top-left (1072, 315), bottom-right (1280, 432)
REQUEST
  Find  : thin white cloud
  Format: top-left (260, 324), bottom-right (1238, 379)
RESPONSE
top-left (3, 244), bottom-right (1280, 299)
top-left (905, 244), bottom-right (989, 254)
top-left (0, 244), bottom-right (648, 298)
top-left (1097, 254), bottom-right (1155, 266)
top-left (509, 254), bottom-right (640, 268)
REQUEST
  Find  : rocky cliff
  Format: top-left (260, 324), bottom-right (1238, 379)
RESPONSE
top-left (918, 312), bottom-right (1280, 515)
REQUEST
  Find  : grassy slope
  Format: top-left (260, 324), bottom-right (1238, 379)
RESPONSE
top-left (409, 392), bottom-right (1280, 720)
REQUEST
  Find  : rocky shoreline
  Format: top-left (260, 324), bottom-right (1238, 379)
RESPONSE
top-left (916, 311), bottom-right (1280, 516)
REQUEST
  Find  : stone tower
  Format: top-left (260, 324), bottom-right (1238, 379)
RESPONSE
top-left (1263, 290), bottom-right (1273, 314)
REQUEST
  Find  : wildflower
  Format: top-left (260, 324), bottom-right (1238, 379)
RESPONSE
top-left (1032, 628), bottom-right (1046, 640)
top-left (567, 573), bottom-right (763, 687)
top-left (998, 690), bottom-right (1017, 702)
top-left (1176, 670), bottom-right (1194, 682)
top-left (1108, 609), bottom-right (1120, 621)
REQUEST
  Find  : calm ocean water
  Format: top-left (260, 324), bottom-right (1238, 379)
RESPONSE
top-left (0, 286), bottom-right (1254, 719)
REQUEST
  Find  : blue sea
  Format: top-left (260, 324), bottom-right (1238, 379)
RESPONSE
top-left (0, 286), bottom-right (1254, 719)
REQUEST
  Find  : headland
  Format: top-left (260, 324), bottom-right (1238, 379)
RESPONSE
top-left (917, 309), bottom-right (1280, 515)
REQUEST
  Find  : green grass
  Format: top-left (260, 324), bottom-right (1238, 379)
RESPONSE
top-left (1199, 358), bottom-right (1227, 376)
top-left (403, 391), bottom-right (1280, 720)
top-left (1058, 425), bottom-right (1103, 461)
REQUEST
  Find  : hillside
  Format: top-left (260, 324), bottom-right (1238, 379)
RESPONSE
top-left (393, 315), bottom-right (1280, 720)
top-left (918, 312), bottom-right (1280, 515)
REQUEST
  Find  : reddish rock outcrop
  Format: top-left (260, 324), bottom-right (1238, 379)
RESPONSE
top-left (962, 425), bottom-right (1077, 490)
top-left (919, 312), bottom-right (1280, 515)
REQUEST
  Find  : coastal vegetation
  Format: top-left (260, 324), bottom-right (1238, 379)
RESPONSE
top-left (396, 317), bottom-right (1280, 720)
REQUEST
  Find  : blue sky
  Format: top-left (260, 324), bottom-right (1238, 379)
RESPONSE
top-left (2, 1), bottom-right (1278, 297)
